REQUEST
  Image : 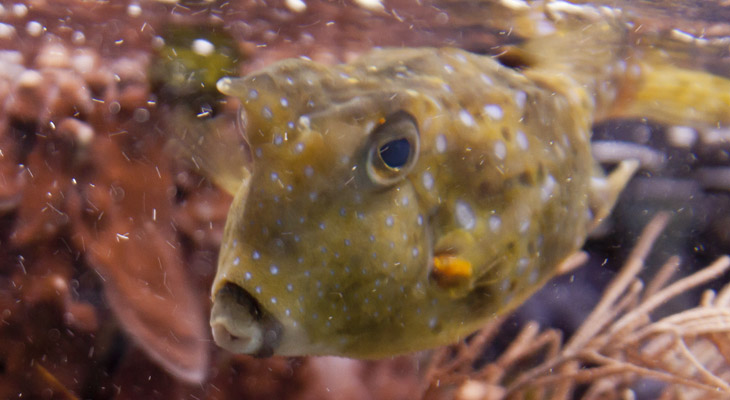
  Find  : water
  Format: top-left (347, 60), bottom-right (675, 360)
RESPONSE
top-left (0, 1), bottom-right (729, 398)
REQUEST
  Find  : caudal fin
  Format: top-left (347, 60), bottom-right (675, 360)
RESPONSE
top-left (609, 60), bottom-right (730, 128)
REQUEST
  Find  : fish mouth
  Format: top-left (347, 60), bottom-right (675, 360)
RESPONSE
top-left (210, 282), bottom-right (283, 357)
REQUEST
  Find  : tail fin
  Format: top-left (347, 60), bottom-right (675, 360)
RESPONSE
top-left (609, 59), bottom-right (730, 128)
top-left (515, 2), bottom-right (730, 129)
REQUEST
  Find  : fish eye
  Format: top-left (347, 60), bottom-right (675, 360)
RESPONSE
top-left (379, 138), bottom-right (410, 169)
top-left (366, 111), bottom-right (420, 186)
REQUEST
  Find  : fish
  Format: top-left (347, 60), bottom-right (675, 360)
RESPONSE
top-left (199, 4), bottom-right (730, 358)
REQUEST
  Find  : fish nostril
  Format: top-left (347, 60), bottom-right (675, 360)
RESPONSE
top-left (218, 282), bottom-right (264, 320)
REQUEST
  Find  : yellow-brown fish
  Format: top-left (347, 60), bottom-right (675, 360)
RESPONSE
top-left (204, 5), bottom-right (730, 358)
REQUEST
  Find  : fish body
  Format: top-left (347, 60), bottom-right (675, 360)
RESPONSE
top-left (210, 46), bottom-right (610, 357)
top-left (206, 7), bottom-right (730, 358)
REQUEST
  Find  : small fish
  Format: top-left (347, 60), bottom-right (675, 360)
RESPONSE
top-left (202, 5), bottom-right (730, 358)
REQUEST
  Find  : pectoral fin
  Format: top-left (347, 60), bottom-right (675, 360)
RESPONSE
top-left (168, 108), bottom-right (251, 196)
top-left (588, 159), bottom-right (639, 232)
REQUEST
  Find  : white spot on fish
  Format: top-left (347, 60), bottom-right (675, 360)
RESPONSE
top-left (417, 214), bottom-right (423, 226)
top-left (455, 200), bottom-right (476, 230)
top-left (385, 216), bottom-right (394, 227)
top-left (255, 286), bottom-right (262, 294)
top-left (233, 257), bottom-right (240, 266)
top-left (287, 283), bottom-right (293, 292)
top-left (319, 222), bottom-right (326, 230)
top-left (480, 73), bottom-right (493, 85)
top-left (428, 317), bottom-right (438, 329)
top-left (270, 264), bottom-right (279, 275)
top-left (344, 239), bottom-right (351, 246)
top-left (280, 97), bottom-right (289, 107)
top-left (295, 142), bottom-right (305, 153)
top-left (270, 172), bottom-right (279, 181)
top-left (484, 104), bottom-right (503, 120)
top-left (273, 134), bottom-right (283, 146)
top-left (517, 258), bottom-right (529, 274)
top-left (422, 171), bottom-right (434, 190)
top-left (516, 130), bottom-right (529, 150)
top-left (304, 165), bottom-right (314, 177)
top-left (248, 89), bottom-right (259, 100)
top-left (515, 91), bottom-right (527, 109)
top-left (541, 175), bottom-right (557, 202)
top-left (489, 215), bottom-right (502, 232)
top-left (245, 271), bottom-right (252, 281)
top-left (519, 219), bottom-right (530, 233)
top-left (494, 141), bottom-right (507, 160)
top-left (298, 115), bottom-right (311, 130)
top-left (285, 309), bottom-right (291, 316)
top-left (459, 109), bottom-right (475, 126)
top-left (270, 297), bottom-right (277, 304)
top-left (412, 247), bottom-right (419, 257)
top-left (444, 64), bottom-right (454, 74)
top-left (435, 134), bottom-right (447, 153)
top-left (262, 106), bottom-right (273, 119)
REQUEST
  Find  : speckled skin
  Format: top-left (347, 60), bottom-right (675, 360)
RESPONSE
top-left (196, 1), bottom-right (730, 360)
top-left (210, 45), bottom-right (617, 357)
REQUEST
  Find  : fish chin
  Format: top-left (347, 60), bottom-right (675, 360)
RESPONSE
top-left (210, 282), bottom-right (282, 357)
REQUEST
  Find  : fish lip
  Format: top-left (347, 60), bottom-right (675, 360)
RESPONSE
top-left (210, 282), bottom-right (282, 357)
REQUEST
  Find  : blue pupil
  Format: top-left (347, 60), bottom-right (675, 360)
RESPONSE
top-left (379, 138), bottom-right (410, 169)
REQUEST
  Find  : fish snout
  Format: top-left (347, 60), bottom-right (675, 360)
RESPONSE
top-left (210, 282), bottom-right (283, 357)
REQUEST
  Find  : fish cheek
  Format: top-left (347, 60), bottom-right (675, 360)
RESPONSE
top-left (211, 169), bottom-right (254, 295)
